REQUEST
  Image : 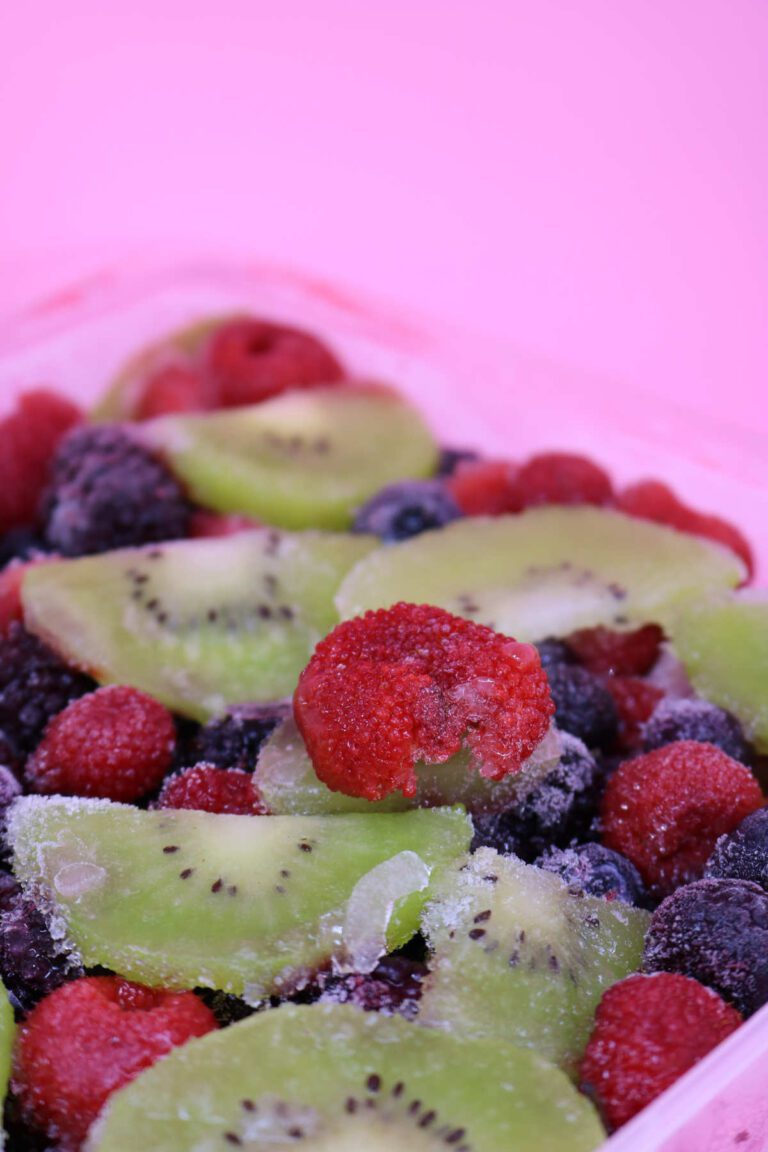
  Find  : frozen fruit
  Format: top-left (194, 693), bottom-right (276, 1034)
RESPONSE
top-left (534, 638), bottom-right (574, 669)
top-left (537, 843), bottom-right (647, 906)
top-left (446, 458), bottom-right (522, 516)
top-left (157, 765), bottom-right (265, 815)
top-left (0, 897), bottom-right (83, 1012)
top-left (565, 624), bottom-right (664, 676)
top-left (0, 527), bottom-right (48, 568)
top-left (13, 975), bottom-right (217, 1151)
top-left (294, 603), bottom-right (553, 802)
top-left (0, 979), bottom-right (13, 1135)
top-left (319, 953), bottom-right (428, 1019)
top-left (515, 452), bottom-right (613, 507)
top-left (603, 675), bottom-right (664, 750)
top-left (0, 556), bottom-right (54, 637)
top-left (26, 685), bottom-right (176, 802)
top-left (602, 741), bottom-right (763, 895)
top-left (642, 697), bottom-right (748, 761)
top-left (183, 702), bottom-right (290, 772)
top-left (644, 878), bottom-right (768, 1016)
top-left (188, 510), bottom-right (263, 537)
top-left (547, 665), bottom-right (618, 749)
top-left (0, 390), bottom-right (82, 535)
top-left (42, 424), bottom-right (191, 556)
top-left (435, 445), bottom-right (480, 477)
top-left (352, 479), bottom-right (462, 541)
top-left (134, 364), bottom-right (211, 420)
top-left (579, 973), bottom-right (742, 1131)
top-left (705, 807), bottom-right (768, 889)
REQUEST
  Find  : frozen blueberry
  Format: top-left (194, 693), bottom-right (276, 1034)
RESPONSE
top-left (537, 843), bottom-right (647, 906)
top-left (705, 807), bottom-right (768, 889)
top-left (352, 480), bottom-right (462, 542)
top-left (534, 638), bottom-right (574, 670)
top-left (183, 702), bottom-right (291, 772)
top-left (435, 446), bottom-right (480, 477)
top-left (319, 954), bottom-right (428, 1019)
top-left (547, 664), bottom-right (619, 749)
top-left (0, 896), bottom-right (83, 1012)
top-left (642, 699), bottom-right (748, 762)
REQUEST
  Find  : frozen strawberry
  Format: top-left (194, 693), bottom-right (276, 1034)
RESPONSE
top-left (603, 675), bottom-right (664, 750)
top-left (13, 975), bottom-right (217, 1151)
top-left (135, 363), bottom-right (212, 420)
top-left (515, 452), bottom-right (613, 508)
top-left (294, 602), bottom-right (553, 801)
top-left (0, 390), bottom-right (82, 534)
top-left (602, 741), bottom-right (763, 895)
top-left (565, 624), bottom-right (664, 676)
top-left (156, 764), bottom-right (266, 815)
top-left (446, 459), bottom-right (522, 516)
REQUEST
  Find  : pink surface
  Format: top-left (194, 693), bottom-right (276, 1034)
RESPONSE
top-left (1, 1), bottom-right (766, 436)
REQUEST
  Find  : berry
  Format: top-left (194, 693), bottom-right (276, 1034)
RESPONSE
top-left (446, 459), bottom-right (522, 516)
top-left (546, 664), bottom-right (618, 749)
top-left (0, 897), bottom-right (83, 1012)
top-left (188, 510), bottom-right (264, 538)
top-left (579, 972), bottom-right (741, 1130)
top-left (185, 702), bottom-right (290, 772)
top-left (0, 870), bottom-right (21, 914)
top-left (320, 955), bottom-right (428, 1020)
top-left (642, 698), bottom-right (748, 762)
top-left (603, 675), bottom-right (664, 751)
top-left (564, 624), bottom-right (664, 676)
top-left (352, 480), bottom-right (462, 542)
top-left (294, 603), bottom-right (553, 802)
top-left (0, 555), bottom-right (54, 637)
top-left (156, 765), bottom-right (265, 815)
top-left (537, 842), bottom-right (647, 906)
top-left (0, 527), bottom-right (48, 568)
top-left (204, 317), bottom-right (345, 407)
top-left (13, 975), bottom-right (217, 1150)
top-left (533, 637), bottom-right (574, 669)
top-left (0, 623), bottom-right (94, 758)
top-left (42, 424), bottom-right (191, 556)
top-left (515, 452), bottom-right (613, 508)
top-left (644, 878), bottom-right (768, 1016)
top-left (0, 390), bottom-right (82, 535)
top-left (0, 764), bottom-right (22, 814)
top-left (602, 741), bottom-right (764, 896)
top-left (435, 446), bottom-right (480, 477)
top-left (135, 363), bottom-right (212, 419)
top-left (195, 989), bottom-right (255, 1028)
top-left (705, 807), bottom-right (768, 888)
top-left (27, 685), bottom-right (176, 802)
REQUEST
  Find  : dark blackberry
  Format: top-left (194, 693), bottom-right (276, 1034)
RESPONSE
top-left (0, 527), bottom-right (47, 569)
top-left (41, 424), bottom-right (191, 556)
top-left (0, 870), bottom-right (21, 914)
top-left (0, 766), bottom-right (21, 815)
top-left (644, 878), bottom-right (768, 1016)
top-left (705, 807), bottom-right (768, 889)
top-left (352, 480), bottom-right (462, 542)
top-left (195, 989), bottom-right (256, 1028)
top-left (183, 702), bottom-right (291, 772)
top-left (0, 623), bottom-right (94, 758)
top-left (319, 955), bottom-right (428, 1019)
top-left (547, 664), bottom-right (619, 749)
top-left (642, 698), bottom-right (748, 762)
top-left (534, 637), bottom-right (574, 670)
top-left (537, 843), bottom-right (647, 906)
top-left (0, 896), bottom-right (83, 1012)
top-left (3, 1094), bottom-right (54, 1152)
top-left (435, 446), bottom-right (480, 477)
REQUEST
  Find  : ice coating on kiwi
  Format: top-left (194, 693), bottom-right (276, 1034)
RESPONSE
top-left (420, 849), bottom-right (649, 1073)
top-left (87, 1003), bottom-right (605, 1152)
top-left (336, 508), bottom-right (745, 640)
top-left (21, 529), bottom-right (374, 720)
top-left (139, 387), bottom-right (439, 530)
top-left (7, 797), bottom-right (471, 997)
top-left (0, 979), bottom-right (13, 1140)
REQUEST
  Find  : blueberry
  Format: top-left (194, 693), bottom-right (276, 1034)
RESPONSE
top-left (320, 954), bottom-right (428, 1019)
top-left (435, 446), bottom-right (480, 477)
top-left (642, 699), bottom-right (748, 762)
top-left (537, 843), bottom-right (647, 906)
top-left (183, 702), bottom-right (291, 773)
top-left (705, 807), bottom-right (768, 889)
top-left (352, 480), bottom-right (462, 542)
top-left (547, 664), bottom-right (619, 749)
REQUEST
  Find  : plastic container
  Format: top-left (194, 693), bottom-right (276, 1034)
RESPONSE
top-left (0, 260), bottom-right (765, 1151)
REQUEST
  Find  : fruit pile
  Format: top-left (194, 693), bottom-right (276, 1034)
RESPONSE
top-left (0, 313), bottom-right (764, 1151)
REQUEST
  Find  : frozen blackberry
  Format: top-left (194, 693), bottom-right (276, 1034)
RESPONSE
top-left (0, 896), bottom-right (84, 1012)
top-left (642, 698), bottom-right (748, 762)
top-left (319, 954), bottom-right (428, 1019)
top-left (351, 480), bottom-right (462, 542)
top-left (537, 843), bottom-right (647, 906)
top-left (184, 702), bottom-right (291, 772)
top-left (0, 623), bottom-right (94, 757)
top-left (706, 807), bottom-right (768, 889)
top-left (435, 445), bottom-right (480, 477)
top-left (0, 870), bottom-right (21, 914)
top-left (0, 766), bottom-right (21, 815)
top-left (41, 424), bottom-right (191, 556)
top-left (195, 989), bottom-right (256, 1028)
top-left (546, 664), bottom-right (619, 749)
top-left (644, 878), bottom-right (768, 1016)
top-left (0, 528), bottom-right (47, 569)
top-left (534, 637), bottom-right (574, 669)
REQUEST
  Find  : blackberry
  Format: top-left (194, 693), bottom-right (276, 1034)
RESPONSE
top-left (0, 623), bottom-right (94, 758)
top-left (352, 480), bottom-right (462, 542)
top-left (705, 807), bottom-right (768, 889)
top-left (644, 878), bottom-right (768, 1016)
top-left (195, 989), bottom-right (256, 1028)
top-left (534, 637), bottom-right (574, 670)
top-left (537, 843), bottom-right (647, 906)
top-left (0, 527), bottom-right (47, 569)
top-left (547, 664), bottom-right (619, 749)
top-left (0, 870), bottom-right (21, 914)
top-left (320, 954), bottom-right (428, 1019)
top-left (183, 702), bottom-right (291, 772)
top-left (0, 896), bottom-right (83, 1012)
top-left (642, 699), bottom-right (748, 762)
top-left (41, 424), bottom-right (191, 556)
top-left (435, 446), bottom-right (480, 477)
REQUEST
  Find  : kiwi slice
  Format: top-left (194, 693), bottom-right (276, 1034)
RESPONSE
top-left (336, 507), bottom-right (745, 640)
top-left (21, 529), bottom-right (374, 720)
top-left (669, 593), bottom-right (768, 752)
top-left (139, 387), bottom-right (439, 530)
top-left (8, 797), bottom-right (471, 997)
top-left (420, 848), bottom-right (649, 1073)
top-left (88, 1003), bottom-right (604, 1152)
top-left (0, 979), bottom-right (13, 1124)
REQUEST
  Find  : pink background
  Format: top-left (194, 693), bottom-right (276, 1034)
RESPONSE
top-left (0, 1), bottom-right (766, 434)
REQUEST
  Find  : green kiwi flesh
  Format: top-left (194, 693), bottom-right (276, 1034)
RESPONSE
top-left (139, 388), bottom-right (439, 530)
top-left (419, 849), bottom-right (649, 1073)
top-left (87, 1003), bottom-right (605, 1152)
top-left (336, 507), bottom-right (745, 640)
top-left (21, 529), bottom-right (374, 721)
top-left (0, 979), bottom-right (13, 1123)
top-left (8, 797), bottom-right (471, 997)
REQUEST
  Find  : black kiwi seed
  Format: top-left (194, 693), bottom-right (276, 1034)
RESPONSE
top-left (366, 1074), bottom-right (382, 1093)
top-left (162, 845), bottom-right (179, 854)
top-left (211, 878), bottom-right (224, 893)
top-left (180, 868), bottom-right (194, 879)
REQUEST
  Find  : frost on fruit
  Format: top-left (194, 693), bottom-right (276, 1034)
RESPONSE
top-left (341, 851), bottom-right (430, 974)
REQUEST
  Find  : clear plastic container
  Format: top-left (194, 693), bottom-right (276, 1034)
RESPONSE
top-left (0, 260), bottom-right (765, 1151)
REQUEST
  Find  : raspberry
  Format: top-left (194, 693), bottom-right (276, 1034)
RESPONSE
top-left (565, 624), bottom-right (664, 676)
top-left (705, 807), bottom-right (768, 888)
top-left (537, 842), bottom-right (647, 906)
top-left (616, 480), bottom-right (753, 578)
top-left (135, 363), bottom-right (212, 419)
top-left (642, 698), bottom-right (748, 762)
top-left (602, 741), bottom-right (764, 896)
top-left (579, 973), bottom-right (741, 1130)
top-left (13, 975), bottom-right (217, 1150)
top-left (204, 318), bottom-right (345, 407)
top-left (435, 446), bottom-right (480, 477)
top-left (352, 480), bottom-right (462, 541)
top-left (42, 424), bottom-right (191, 556)
top-left (157, 765), bottom-right (265, 814)
top-left (644, 878), bottom-right (768, 1016)
top-left (184, 702), bottom-right (290, 772)
top-left (546, 664), bottom-right (618, 749)
top-left (603, 675), bottom-right (664, 751)
top-left (0, 390), bottom-right (82, 535)
top-left (189, 510), bottom-right (264, 538)
top-left (294, 603), bottom-right (553, 801)
top-left (0, 555), bottom-right (54, 637)
top-left (515, 452), bottom-right (613, 508)
top-left (320, 954), bottom-right (428, 1020)
top-left (27, 685), bottom-right (176, 802)
top-left (446, 459), bottom-right (522, 516)
top-left (0, 897), bottom-right (83, 1012)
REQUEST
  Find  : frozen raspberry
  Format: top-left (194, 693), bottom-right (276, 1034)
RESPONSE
top-left (603, 675), bottom-right (664, 751)
top-left (515, 452), bottom-right (613, 508)
top-left (27, 685), bottom-right (176, 802)
top-left (705, 807), bottom-right (768, 889)
top-left (294, 603), bottom-right (553, 801)
top-left (446, 459), bottom-right (522, 516)
top-left (602, 741), bottom-right (764, 896)
top-left (642, 698), bottom-right (748, 762)
top-left (184, 702), bottom-right (290, 772)
top-left (0, 555), bottom-right (55, 637)
top-left (13, 975), bottom-right (217, 1151)
top-left (205, 317), bottom-right (345, 407)
top-left (565, 624), bottom-right (664, 676)
top-left (0, 390), bottom-right (83, 535)
top-left (42, 424), bottom-right (191, 556)
top-left (352, 480), bottom-right (462, 541)
top-left (320, 955), bottom-right (428, 1020)
top-left (533, 638), bottom-right (574, 669)
top-left (189, 510), bottom-right (264, 538)
top-left (435, 446), bottom-right (480, 477)
top-left (580, 972), bottom-right (741, 1130)
top-left (0, 897), bottom-right (83, 1012)
top-left (644, 878), bottom-right (768, 1016)
top-left (135, 363), bottom-right (212, 419)
top-left (157, 765), bottom-right (265, 814)
top-left (546, 664), bottom-right (618, 749)
top-left (537, 842), bottom-right (647, 906)
top-left (616, 480), bottom-right (753, 578)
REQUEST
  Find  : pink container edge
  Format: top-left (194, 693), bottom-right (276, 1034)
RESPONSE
top-left (0, 259), bottom-right (765, 1152)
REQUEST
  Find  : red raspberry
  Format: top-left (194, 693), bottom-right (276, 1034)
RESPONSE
top-left (0, 390), bottom-right (82, 533)
top-left (188, 510), bottom-right (264, 538)
top-left (515, 452), bottom-right (613, 508)
top-left (603, 675), bottom-right (664, 750)
top-left (616, 480), bottom-right (753, 578)
top-left (565, 624), bottom-right (664, 676)
top-left (0, 556), bottom-right (55, 635)
top-left (602, 741), bottom-right (763, 895)
top-left (13, 975), bottom-right (217, 1150)
top-left (156, 764), bottom-right (266, 814)
top-left (294, 603), bottom-right (553, 801)
top-left (580, 972), bottom-right (741, 1131)
top-left (135, 363), bottom-right (212, 419)
top-left (27, 685), bottom-right (176, 802)
top-left (445, 459), bottom-right (522, 516)
top-left (205, 318), bottom-right (345, 407)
